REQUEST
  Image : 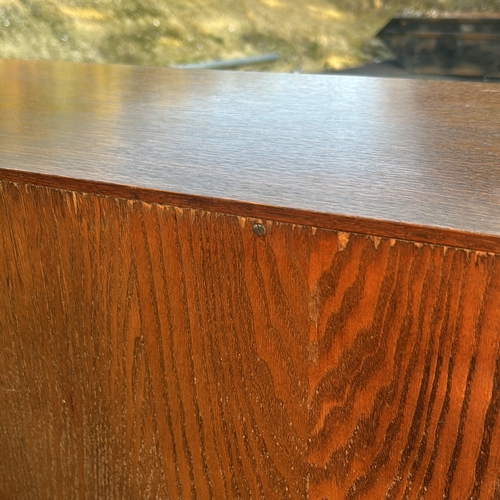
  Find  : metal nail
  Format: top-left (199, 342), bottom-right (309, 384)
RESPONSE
top-left (252, 223), bottom-right (265, 236)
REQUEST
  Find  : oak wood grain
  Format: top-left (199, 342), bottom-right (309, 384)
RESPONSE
top-left (1, 59), bottom-right (500, 252)
top-left (0, 180), bottom-right (310, 499)
top-left (3, 59), bottom-right (500, 499)
top-left (2, 180), bottom-right (500, 499)
top-left (308, 231), bottom-right (500, 499)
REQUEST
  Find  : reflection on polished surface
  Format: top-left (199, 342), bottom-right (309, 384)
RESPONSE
top-left (1, 58), bottom-right (500, 238)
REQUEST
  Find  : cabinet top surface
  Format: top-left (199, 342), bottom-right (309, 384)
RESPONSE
top-left (1, 59), bottom-right (500, 249)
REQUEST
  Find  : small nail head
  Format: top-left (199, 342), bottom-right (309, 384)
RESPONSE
top-left (252, 223), bottom-right (265, 236)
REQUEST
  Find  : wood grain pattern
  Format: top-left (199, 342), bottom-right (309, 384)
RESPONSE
top-left (2, 57), bottom-right (500, 500)
top-left (1, 59), bottom-right (500, 252)
top-left (308, 232), bottom-right (500, 499)
top-left (2, 180), bottom-right (500, 499)
top-left (0, 180), bottom-right (310, 499)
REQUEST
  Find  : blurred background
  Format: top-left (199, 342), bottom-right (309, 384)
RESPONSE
top-left (0, 0), bottom-right (499, 73)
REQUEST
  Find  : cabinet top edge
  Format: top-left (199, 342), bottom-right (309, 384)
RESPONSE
top-left (1, 59), bottom-right (500, 250)
top-left (1, 168), bottom-right (500, 254)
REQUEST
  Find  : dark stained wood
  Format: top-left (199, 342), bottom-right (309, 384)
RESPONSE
top-left (3, 60), bottom-right (500, 499)
top-left (307, 230), bottom-right (500, 499)
top-left (1, 59), bottom-right (500, 252)
top-left (3, 180), bottom-right (500, 499)
top-left (3, 168), bottom-right (500, 255)
top-left (0, 181), bottom-right (310, 499)
top-left (377, 16), bottom-right (500, 77)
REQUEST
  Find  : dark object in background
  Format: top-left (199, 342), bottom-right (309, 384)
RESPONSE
top-left (377, 15), bottom-right (500, 77)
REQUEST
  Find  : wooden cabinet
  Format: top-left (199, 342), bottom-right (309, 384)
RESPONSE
top-left (1, 59), bottom-right (500, 499)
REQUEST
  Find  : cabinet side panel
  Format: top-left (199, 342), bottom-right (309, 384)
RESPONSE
top-left (308, 232), bottom-right (500, 499)
top-left (0, 181), bottom-right (310, 499)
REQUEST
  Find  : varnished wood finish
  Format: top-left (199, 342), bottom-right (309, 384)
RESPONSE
top-left (2, 60), bottom-right (500, 499)
top-left (0, 181), bottom-right (310, 499)
top-left (2, 181), bottom-right (500, 498)
top-left (1, 59), bottom-right (500, 252)
top-left (308, 232), bottom-right (500, 499)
